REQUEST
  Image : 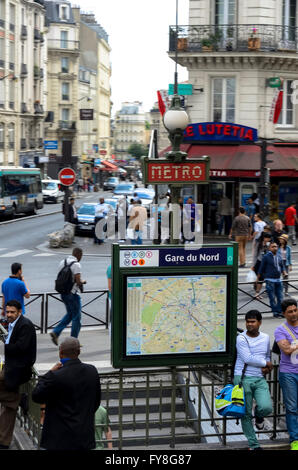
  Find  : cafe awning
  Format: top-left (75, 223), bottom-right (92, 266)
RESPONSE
top-left (160, 143), bottom-right (298, 178)
top-left (101, 160), bottom-right (119, 171)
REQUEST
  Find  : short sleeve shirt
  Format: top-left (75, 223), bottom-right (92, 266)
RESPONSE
top-left (58, 256), bottom-right (81, 294)
top-left (284, 206), bottom-right (297, 226)
top-left (1, 277), bottom-right (28, 314)
top-left (274, 322), bottom-right (298, 373)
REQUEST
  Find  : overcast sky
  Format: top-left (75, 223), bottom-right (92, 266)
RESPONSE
top-left (70, 0), bottom-right (189, 115)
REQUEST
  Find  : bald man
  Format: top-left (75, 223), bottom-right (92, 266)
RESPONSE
top-left (32, 337), bottom-right (101, 450)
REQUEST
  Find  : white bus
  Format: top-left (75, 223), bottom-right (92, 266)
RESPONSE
top-left (0, 167), bottom-right (43, 218)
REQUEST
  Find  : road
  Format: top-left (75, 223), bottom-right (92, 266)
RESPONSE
top-left (1, 194), bottom-right (298, 336)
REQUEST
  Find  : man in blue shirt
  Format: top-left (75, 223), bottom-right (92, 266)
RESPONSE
top-left (258, 241), bottom-right (286, 318)
top-left (1, 263), bottom-right (30, 316)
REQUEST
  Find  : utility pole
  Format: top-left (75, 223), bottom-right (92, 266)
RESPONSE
top-left (259, 140), bottom-right (273, 220)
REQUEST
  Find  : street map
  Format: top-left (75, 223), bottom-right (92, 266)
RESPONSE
top-left (126, 275), bottom-right (227, 356)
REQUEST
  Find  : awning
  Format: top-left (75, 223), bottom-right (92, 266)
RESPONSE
top-left (160, 143), bottom-right (298, 178)
top-left (101, 160), bottom-right (119, 171)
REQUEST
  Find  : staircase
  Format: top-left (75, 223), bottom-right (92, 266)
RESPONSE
top-left (100, 372), bottom-right (199, 449)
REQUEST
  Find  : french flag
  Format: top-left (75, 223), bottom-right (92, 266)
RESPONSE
top-left (273, 90), bottom-right (283, 124)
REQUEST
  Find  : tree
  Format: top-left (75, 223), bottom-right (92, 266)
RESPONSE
top-left (127, 143), bottom-right (148, 159)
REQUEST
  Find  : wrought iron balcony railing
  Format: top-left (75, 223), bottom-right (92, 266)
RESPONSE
top-left (47, 39), bottom-right (80, 51)
top-left (169, 24), bottom-right (298, 53)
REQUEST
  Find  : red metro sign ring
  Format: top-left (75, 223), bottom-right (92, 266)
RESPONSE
top-left (58, 167), bottom-right (76, 186)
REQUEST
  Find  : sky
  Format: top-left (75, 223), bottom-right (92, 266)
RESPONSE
top-left (70, 0), bottom-right (189, 115)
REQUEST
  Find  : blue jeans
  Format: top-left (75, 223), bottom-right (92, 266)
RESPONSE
top-left (279, 372), bottom-right (298, 442)
top-left (265, 280), bottom-right (283, 316)
top-left (53, 293), bottom-right (81, 338)
top-left (131, 230), bottom-right (143, 245)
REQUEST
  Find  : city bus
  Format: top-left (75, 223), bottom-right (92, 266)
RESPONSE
top-left (0, 167), bottom-right (43, 218)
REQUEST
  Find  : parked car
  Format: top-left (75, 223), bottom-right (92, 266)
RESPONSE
top-left (113, 183), bottom-right (135, 197)
top-left (42, 179), bottom-right (64, 203)
top-left (103, 177), bottom-right (120, 191)
top-left (75, 203), bottom-right (97, 235)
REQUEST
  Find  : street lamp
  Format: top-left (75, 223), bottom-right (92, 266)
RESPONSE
top-left (163, 95), bottom-right (189, 162)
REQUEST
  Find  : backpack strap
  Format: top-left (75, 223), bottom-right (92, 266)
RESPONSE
top-left (281, 323), bottom-right (297, 341)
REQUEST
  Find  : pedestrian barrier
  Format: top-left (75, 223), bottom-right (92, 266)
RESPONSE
top-left (237, 278), bottom-right (298, 317)
top-left (0, 289), bottom-right (110, 334)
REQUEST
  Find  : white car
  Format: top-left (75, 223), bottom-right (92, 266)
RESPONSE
top-left (42, 179), bottom-right (64, 203)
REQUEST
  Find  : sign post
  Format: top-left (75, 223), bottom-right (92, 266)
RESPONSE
top-left (111, 243), bottom-right (238, 369)
top-left (58, 167), bottom-right (76, 222)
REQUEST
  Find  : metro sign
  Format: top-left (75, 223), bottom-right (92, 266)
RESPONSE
top-left (142, 158), bottom-right (210, 184)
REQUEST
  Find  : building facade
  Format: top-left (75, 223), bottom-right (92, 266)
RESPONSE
top-left (113, 101), bottom-right (147, 160)
top-left (44, 0), bottom-right (80, 176)
top-left (168, 0), bottom-right (298, 232)
top-left (0, 0), bottom-right (46, 168)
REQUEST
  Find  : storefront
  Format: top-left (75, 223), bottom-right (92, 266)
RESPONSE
top-left (160, 123), bottom-right (298, 233)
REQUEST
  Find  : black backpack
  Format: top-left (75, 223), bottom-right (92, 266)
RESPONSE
top-left (55, 260), bottom-right (76, 294)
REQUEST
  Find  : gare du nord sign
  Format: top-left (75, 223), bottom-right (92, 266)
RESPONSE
top-left (142, 122), bottom-right (258, 184)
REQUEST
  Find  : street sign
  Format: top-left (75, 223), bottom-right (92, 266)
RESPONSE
top-left (58, 167), bottom-right (76, 186)
top-left (111, 243), bottom-right (238, 368)
top-left (168, 84), bottom-right (193, 95)
top-left (79, 109), bottom-right (94, 120)
top-left (267, 77), bottom-right (283, 88)
top-left (142, 157), bottom-right (210, 185)
top-left (44, 140), bottom-right (58, 150)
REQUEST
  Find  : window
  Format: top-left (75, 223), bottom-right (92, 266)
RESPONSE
top-left (277, 80), bottom-right (294, 127)
top-left (282, 0), bottom-right (296, 42)
top-left (61, 57), bottom-right (69, 73)
top-left (60, 5), bottom-right (69, 20)
top-left (0, 122), bottom-right (4, 147)
top-left (61, 82), bottom-right (70, 100)
top-left (60, 31), bottom-right (68, 48)
top-left (212, 77), bottom-right (236, 122)
top-left (61, 108), bottom-right (70, 122)
top-left (8, 123), bottom-right (14, 148)
top-left (214, 0), bottom-right (236, 25)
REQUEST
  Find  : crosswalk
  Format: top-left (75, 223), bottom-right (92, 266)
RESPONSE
top-left (0, 248), bottom-right (56, 258)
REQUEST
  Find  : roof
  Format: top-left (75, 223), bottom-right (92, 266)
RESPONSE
top-left (44, 1), bottom-right (76, 25)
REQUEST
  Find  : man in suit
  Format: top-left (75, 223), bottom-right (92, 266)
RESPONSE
top-left (0, 299), bottom-right (36, 449)
top-left (32, 337), bottom-right (101, 450)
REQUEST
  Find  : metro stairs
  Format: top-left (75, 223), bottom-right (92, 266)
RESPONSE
top-left (101, 376), bottom-right (199, 449)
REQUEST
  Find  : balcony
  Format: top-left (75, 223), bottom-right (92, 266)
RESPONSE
top-left (169, 24), bottom-right (298, 54)
top-left (47, 39), bottom-right (80, 52)
top-left (58, 120), bottom-right (76, 131)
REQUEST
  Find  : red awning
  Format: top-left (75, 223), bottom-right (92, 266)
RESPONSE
top-left (160, 144), bottom-right (298, 178)
top-left (101, 160), bottom-right (119, 171)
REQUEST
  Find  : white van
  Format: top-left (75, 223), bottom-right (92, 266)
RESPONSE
top-left (42, 179), bottom-right (64, 203)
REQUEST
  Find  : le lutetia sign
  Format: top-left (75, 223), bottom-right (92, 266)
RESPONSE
top-left (111, 243), bottom-right (238, 368)
top-left (142, 157), bottom-right (210, 184)
top-left (183, 122), bottom-right (258, 143)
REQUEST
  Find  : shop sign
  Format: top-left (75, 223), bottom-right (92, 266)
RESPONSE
top-left (183, 122), bottom-right (258, 143)
top-left (79, 109), bottom-right (94, 120)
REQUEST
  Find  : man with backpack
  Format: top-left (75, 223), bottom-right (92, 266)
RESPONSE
top-left (50, 247), bottom-right (86, 345)
top-left (234, 310), bottom-right (273, 450)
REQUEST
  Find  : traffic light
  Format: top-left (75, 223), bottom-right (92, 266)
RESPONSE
top-left (261, 140), bottom-right (274, 169)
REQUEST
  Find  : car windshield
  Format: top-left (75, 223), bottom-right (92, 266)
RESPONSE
top-left (78, 205), bottom-right (96, 215)
top-left (108, 178), bottom-right (117, 182)
top-left (105, 200), bottom-right (117, 209)
top-left (115, 185), bottom-right (133, 191)
top-left (42, 182), bottom-right (57, 190)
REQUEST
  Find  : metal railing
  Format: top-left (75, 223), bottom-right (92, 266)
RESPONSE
top-left (0, 289), bottom-right (110, 333)
top-left (10, 363), bottom-right (287, 450)
top-left (47, 39), bottom-right (80, 51)
top-left (169, 24), bottom-right (298, 53)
